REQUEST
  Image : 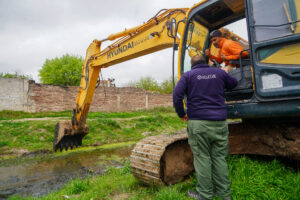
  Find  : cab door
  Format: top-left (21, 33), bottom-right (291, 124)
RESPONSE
top-left (247, 0), bottom-right (300, 101)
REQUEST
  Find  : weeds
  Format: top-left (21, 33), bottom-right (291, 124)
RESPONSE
top-left (0, 140), bottom-right (8, 147)
top-left (68, 177), bottom-right (91, 194)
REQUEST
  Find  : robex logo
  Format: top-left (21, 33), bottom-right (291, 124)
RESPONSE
top-left (197, 74), bottom-right (216, 80)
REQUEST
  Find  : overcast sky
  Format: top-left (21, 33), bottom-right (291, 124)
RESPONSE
top-left (0, 0), bottom-right (247, 86)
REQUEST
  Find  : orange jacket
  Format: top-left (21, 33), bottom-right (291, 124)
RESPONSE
top-left (209, 38), bottom-right (248, 65)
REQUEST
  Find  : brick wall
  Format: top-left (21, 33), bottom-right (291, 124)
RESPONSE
top-left (0, 78), bottom-right (172, 112)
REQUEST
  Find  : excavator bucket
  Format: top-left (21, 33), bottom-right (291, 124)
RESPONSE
top-left (53, 120), bottom-right (89, 152)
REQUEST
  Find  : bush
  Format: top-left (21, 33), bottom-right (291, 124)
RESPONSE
top-left (130, 76), bottom-right (178, 94)
top-left (69, 177), bottom-right (91, 194)
top-left (0, 72), bottom-right (31, 79)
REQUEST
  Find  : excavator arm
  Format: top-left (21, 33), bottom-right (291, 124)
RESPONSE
top-left (53, 8), bottom-right (189, 151)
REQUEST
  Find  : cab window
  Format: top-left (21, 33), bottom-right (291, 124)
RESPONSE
top-left (251, 0), bottom-right (300, 42)
top-left (183, 21), bottom-right (209, 73)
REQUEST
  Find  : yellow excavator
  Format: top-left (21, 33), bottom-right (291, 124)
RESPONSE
top-left (54, 0), bottom-right (300, 185)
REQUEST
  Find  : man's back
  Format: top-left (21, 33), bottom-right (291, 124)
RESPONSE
top-left (173, 63), bottom-right (237, 121)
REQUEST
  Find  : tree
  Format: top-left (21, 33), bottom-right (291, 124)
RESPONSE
top-left (39, 54), bottom-right (84, 86)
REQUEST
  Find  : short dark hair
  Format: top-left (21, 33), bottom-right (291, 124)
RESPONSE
top-left (209, 30), bottom-right (222, 39)
top-left (191, 54), bottom-right (205, 66)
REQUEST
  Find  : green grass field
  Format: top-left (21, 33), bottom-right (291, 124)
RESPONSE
top-left (0, 107), bottom-right (185, 153)
top-left (1, 108), bottom-right (299, 199)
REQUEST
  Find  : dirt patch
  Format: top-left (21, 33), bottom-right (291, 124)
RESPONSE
top-left (91, 141), bottom-right (103, 146)
top-left (228, 120), bottom-right (300, 160)
top-left (21, 149), bottom-right (52, 157)
top-left (112, 116), bottom-right (147, 122)
top-left (163, 140), bottom-right (194, 184)
top-left (1, 117), bottom-right (68, 122)
top-left (7, 148), bottom-right (29, 156)
top-left (0, 148), bottom-right (52, 159)
top-left (87, 116), bottom-right (147, 122)
top-left (111, 193), bottom-right (131, 200)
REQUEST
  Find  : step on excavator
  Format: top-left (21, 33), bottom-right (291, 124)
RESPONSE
top-left (53, 0), bottom-right (300, 185)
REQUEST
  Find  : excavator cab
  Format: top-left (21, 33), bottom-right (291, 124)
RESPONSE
top-left (179, 0), bottom-right (300, 118)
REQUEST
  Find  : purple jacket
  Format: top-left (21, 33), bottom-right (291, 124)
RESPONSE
top-left (173, 63), bottom-right (238, 121)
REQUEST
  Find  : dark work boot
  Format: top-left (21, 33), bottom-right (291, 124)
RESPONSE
top-left (187, 190), bottom-right (206, 200)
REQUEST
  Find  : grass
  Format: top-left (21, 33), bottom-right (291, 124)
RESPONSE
top-left (0, 107), bottom-right (175, 120)
top-left (0, 107), bottom-right (185, 153)
top-left (0, 121), bottom-right (56, 151)
top-left (228, 156), bottom-right (300, 199)
top-left (0, 110), bottom-right (72, 120)
top-left (9, 156), bottom-right (300, 200)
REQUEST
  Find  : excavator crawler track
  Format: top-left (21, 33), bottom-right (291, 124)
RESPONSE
top-left (130, 132), bottom-right (194, 185)
top-left (131, 120), bottom-right (300, 185)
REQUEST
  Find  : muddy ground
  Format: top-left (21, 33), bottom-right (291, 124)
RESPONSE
top-left (0, 145), bottom-right (134, 199)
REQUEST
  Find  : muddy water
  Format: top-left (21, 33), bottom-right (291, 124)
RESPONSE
top-left (0, 145), bottom-right (134, 199)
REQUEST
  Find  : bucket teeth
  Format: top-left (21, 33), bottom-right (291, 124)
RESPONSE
top-left (74, 139), bottom-right (79, 147)
top-left (54, 134), bottom-right (85, 152)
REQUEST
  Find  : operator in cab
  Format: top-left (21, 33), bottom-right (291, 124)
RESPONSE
top-left (173, 54), bottom-right (237, 200)
top-left (205, 30), bottom-right (248, 71)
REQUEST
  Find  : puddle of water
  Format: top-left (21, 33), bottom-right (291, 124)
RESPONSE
top-left (0, 145), bottom-right (134, 199)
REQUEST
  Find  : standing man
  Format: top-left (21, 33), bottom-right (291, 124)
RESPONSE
top-left (173, 54), bottom-right (237, 200)
top-left (205, 30), bottom-right (248, 71)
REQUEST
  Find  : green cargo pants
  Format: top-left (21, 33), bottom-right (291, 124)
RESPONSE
top-left (187, 120), bottom-right (231, 200)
